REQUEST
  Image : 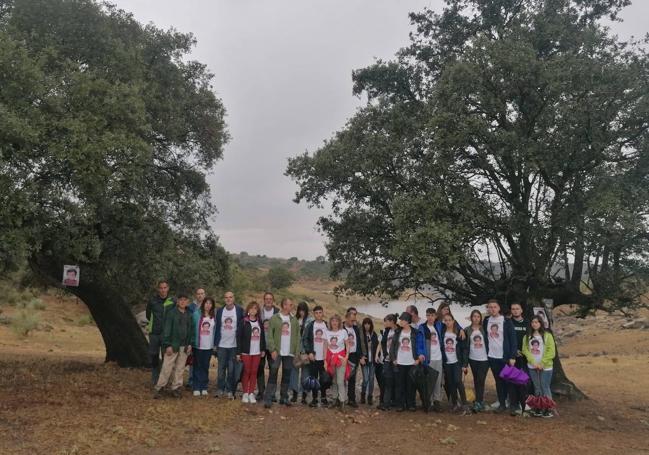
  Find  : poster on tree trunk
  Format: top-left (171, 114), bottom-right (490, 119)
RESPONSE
top-left (62, 265), bottom-right (80, 287)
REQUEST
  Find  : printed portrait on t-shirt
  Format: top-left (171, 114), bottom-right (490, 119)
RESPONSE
top-left (200, 321), bottom-right (211, 336)
top-left (315, 329), bottom-right (324, 343)
top-left (472, 334), bottom-right (483, 349)
top-left (329, 336), bottom-right (339, 349)
top-left (281, 322), bottom-right (290, 336)
top-left (224, 317), bottom-right (233, 331)
top-left (489, 323), bottom-right (500, 340)
top-left (400, 337), bottom-right (411, 352)
top-left (430, 332), bottom-right (438, 346)
top-left (531, 339), bottom-right (541, 355)
top-left (445, 338), bottom-right (455, 353)
top-left (251, 327), bottom-right (261, 341)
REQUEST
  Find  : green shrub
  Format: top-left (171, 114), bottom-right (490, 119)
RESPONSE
top-left (77, 315), bottom-right (94, 326)
top-left (11, 311), bottom-right (40, 337)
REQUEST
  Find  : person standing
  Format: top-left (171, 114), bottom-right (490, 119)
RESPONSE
top-left (213, 291), bottom-right (244, 399)
top-left (186, 287), bottom-right (206, 390)
top-left (510, 302), bottom-right (529, 415)
top-left (377, 314), bottom-right (398, 411)
top-left (153, 294), bottom-right (194, 398)
top-left (359, 317), bottom-right (378, 405)
top-left (415, 308), bottom-right (444, 412)
top-left (465, 309), bottom-right (489, 412)
top-left (342, 307), bottom-right (366, 408)
top-left (264, 298), bottom-right (300, 408)
top-left (390, 312), bottom-right (418, 412)
top-left (290, 301), bottom-right (313, 404)
top-left (324, 314), bottom-right (350, 409)
top-left (303, 305), bottom-right (329, 407)
top-left (257, 292), bottom-right (279, 401)
top-left (522, 316), bottom-right (557, 418)
top-left (146, 280), bottom-right (176, 385)
top-left (483, 298), bottom-right (517, 413)
top-left (441, 313), bottom-right (468, 413)
top-left (237, 301), bottom-right (266, 404)
top-left (191, 296), bottom-right (216, 396)
top-left (406, 305), bottom-right (422, 330)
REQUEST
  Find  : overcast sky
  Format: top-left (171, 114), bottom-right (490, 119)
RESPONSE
top-left (113, 0), bottom-right (647, 260)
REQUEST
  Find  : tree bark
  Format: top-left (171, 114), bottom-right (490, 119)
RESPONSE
top-left (551, 345), bottom-right (587, 400)
top-left (30, 257), bottom-right (150, 368)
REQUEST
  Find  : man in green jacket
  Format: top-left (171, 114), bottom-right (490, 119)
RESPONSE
top-left (153, 294), bottom-right (195, 399)
top-left (264, 297), bottom-right (299, 408)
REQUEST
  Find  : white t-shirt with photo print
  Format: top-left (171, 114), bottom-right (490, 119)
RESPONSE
top-left (325, 329), bottom-right (348, 354)
top-left (444, 332), bottom-right (458, 364)
top-left (313, 321), bottom-right (327, 361)
top-left (428, 325), bottom-right (442, 362)
top-left (396, 330), bottom-right (415, 366)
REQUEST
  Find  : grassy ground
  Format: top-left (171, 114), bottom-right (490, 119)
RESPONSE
top-left (1, 285), bottom-right (648, 454)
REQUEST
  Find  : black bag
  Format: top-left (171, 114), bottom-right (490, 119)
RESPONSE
top-left (410, 364), bottom-right (439, 410)
top-left (319, 370), bottom-right (333, 390)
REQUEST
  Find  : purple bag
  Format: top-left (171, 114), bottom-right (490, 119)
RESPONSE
top-left (499, 364), bottom-right (530, 385)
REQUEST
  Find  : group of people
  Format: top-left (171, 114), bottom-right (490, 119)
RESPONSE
top-left (146, 280), bottom-right (557, 418)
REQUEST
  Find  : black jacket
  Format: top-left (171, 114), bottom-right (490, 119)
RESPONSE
top-left (360, 330), bottom-right (379, 363)
top-left (389, 327), bottom-right (418, 365)
top-left (302, 319), bottom-right (328, 355)
top-left (236, 318), bottom-right (266, 355)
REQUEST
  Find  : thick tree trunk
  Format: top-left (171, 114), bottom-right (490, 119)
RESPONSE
top-left (551, 345), bottom-right (587, 400)
top-left (30, 257), bottom-right (150, 368)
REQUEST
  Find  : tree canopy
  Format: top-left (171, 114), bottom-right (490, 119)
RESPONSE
top-left (0, 0), bottom-right (231, 366)
top-left (287, 0), bottom-right (649, 318)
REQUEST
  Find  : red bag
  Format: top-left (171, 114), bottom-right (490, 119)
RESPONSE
top-left (185, 353), bottom-right (193, 366)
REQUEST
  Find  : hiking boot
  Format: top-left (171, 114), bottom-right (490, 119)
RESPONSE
top-left (432, 401), bottom-right (443, 413)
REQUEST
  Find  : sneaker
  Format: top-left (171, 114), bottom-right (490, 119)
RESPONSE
top-left (214, 389), bottom-right (224, 398)
top-left (432, 401), bottom-right (443, 413)
top-left (542, 410), bottom-right (554, 418)
top-left (249, 394), bottom-right (257, 404)
top-left (153, 389), bottom-right (162, 400)
top-left (321, 398), bottom-right (329, 406)
top-left (242, 393), bottom-right (250, 403)
top-left (309, 400), bottom-right (318, 408)
top-left (226, 392), bottom-right (234, 400)
top-left (291, 391), bottom-right (298, 403)
top-left (171, 389), bottom-right (182, 399)
top-left (264, 401), bottom-right (272, 409)
top-left (193, 390), bottom-right (200, 397)
top-left (201, 390), bottom-right (208, 396)
top-left (348, 401), bottom-right (358, 408)
top-left (255, 393), bottom-right (264, 401)
top-left (510, 408), bottom-right (522, 416)
top-left (494, 405), bottom-right (508, 414)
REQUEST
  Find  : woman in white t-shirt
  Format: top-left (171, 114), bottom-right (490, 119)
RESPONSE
top-left (441, 313), bottom-right (468, 413)
top-left (389, 312), bottom-right (418, 412)
top-left (237, 302), bottom-right (266, 404)
top-left (324, 314), bottom-right (350, 409)
top-left (191, 297), bottom-right (216, 396)
top-left (465, 309), bottom-right (489, 413)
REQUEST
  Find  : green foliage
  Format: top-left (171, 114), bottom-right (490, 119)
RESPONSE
top-left (0, 0), bottom-right (230, 305)
top-left (287, 0), bottom-right (649, 311)
top-left (267, 267), bottom-right (296, 290)
top-left (10, 310), bottom-right (40, 337)
top-left (77, 314), bottom-right (94, 326)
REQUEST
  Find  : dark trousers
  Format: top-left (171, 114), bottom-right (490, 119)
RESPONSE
top-left (443, 362), bottom-right (466, 406)
top-left (191, 348), bottom-right (212, 391)
top-left (395, 364), bottom-right (415, 409)
top-left (309, 360), bottom-right (327, 400)
top-left (380, 361), bottom-right (395, 407)
top-left (347, 360), bottom-right (358, 403)
top-left (509, 357), bottom-right (529, 410)
top-left (469, 359), bottom-right (489, 403)
top-left (264, 355), bottom-right (292, 404)
top-left (257, 351), bottom-right (269, 396)
top-left (148, 333), bottom-right (163, 385)
top-left (489, 358), bottom-right (510, 408)
top-left (375, 362), bottom-right (384, 400)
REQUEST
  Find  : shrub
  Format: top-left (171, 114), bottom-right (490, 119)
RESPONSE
top-left (11, 311), bottom-right (40, 337)
top-left (77, 315), bottom-right (95, 326)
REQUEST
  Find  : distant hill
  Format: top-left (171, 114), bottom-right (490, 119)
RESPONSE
top-left (232, 252), bottom-right (333, 281)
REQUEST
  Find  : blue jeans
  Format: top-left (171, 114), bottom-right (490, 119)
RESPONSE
top-left (217, 347), bottom-right (237, 393)
top-left (289, 365), bottom-right (303, 394)
top-left (192, 349), bottom-right (212, 391)
top-left (529, 368), bottom-right (553, 398)
top-left (361, 362), bottom-right (375, 397)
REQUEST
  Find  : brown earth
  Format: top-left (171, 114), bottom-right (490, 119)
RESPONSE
top-left (1, 291), bottom-right (648, 455)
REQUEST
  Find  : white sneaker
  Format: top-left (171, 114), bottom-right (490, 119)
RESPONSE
top-left (201, 390), bottom-right (208, 396)
top-left (242, 393), bottom-right (250, 403)
top-left (193, 391), bottom-right (200, 397)
top-left (248, 393), bottom-right (257, 404)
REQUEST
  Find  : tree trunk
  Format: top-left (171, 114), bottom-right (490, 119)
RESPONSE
top-left (551, 345), bottom-right (587, 400)
top-left (30, 257), bottom-right (150, 368)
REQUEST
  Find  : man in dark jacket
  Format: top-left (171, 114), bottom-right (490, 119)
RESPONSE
top-left (146, 280), bottom-right (176, 385)
top-left (483, 299), bottom-right (517, 413)
top-left (510, 302), bottom-right (529, 415)
top-left (257, 292), bottom-right (279, 401)
top-left (343, 307), bottom-right (367, 407)
top-left (153, 294), bottom-right (194, 398)
top-left (303, 305), bottom-right (329, 407)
